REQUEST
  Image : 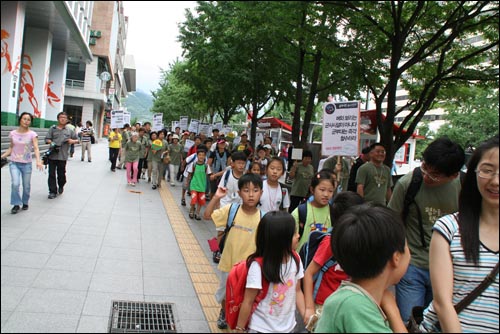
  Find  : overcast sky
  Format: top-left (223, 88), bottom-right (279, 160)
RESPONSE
top-left (123, 1), bottom-right (197, 96)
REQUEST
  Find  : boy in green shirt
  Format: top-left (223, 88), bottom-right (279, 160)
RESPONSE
top-left (315, 204), bottom-right (409, 333)
top-left (186, 145), bottom-right (211, 220)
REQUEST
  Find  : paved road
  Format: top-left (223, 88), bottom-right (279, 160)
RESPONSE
top-left (1, 141), bottom-right (220, 333)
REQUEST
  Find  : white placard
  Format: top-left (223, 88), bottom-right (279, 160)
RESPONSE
top-left (291, 148), bottom-right (303, 160)
top-left (110, 110), bottom-right (124, 129)
top-left (198, 123), bottom-right (210, 136)
top-left (123, 111), bottom-right (131, 126)
top-left (179, 116), bottom-right (189, 131)
top-left (222, 125), bottom-right (232, 135)
top-left (213, 121), bottom-right (223, 132)
top-left (153, 113), bottom-right (163, 131)
top-left (188, 119), bottom-right (199, 134)
top-left (172, 121), bottom-right (179, 132)
top-left (322, 101), bottom-right (360, 156)
top-left (184, 139), bottom-right (195, 152)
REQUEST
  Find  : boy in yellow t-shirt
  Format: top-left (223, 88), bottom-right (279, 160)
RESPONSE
top-left (203, 173), bottom-right (264, 330)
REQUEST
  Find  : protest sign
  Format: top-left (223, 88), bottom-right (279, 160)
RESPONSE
top-left (322, 101), bottom-right (360, 156)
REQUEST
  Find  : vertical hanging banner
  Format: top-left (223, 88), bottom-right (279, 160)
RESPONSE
top-left (322, 101), bottom-right (360, 156)
top-left (171, 121), bottom-right (179, 132)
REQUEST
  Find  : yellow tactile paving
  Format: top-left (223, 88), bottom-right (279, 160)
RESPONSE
top-left (158, 181), bottom-right (231, 333)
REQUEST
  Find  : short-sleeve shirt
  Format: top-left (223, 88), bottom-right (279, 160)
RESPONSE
top-left (247, 256), bottom-right (304, 333)
top-left (355, 162), bottom-right (392, 205)
top-left (259, 180), bottom-right (290, 212)
top-left (168, 143), bottom-right (183, 165)
top-left (421, 214), bottom-right (499, 333)
top-left (218, 169), bottom-right (242, 208)
top-left (312, 236), bottom-right (350, 305)
top-left (292, 203), bottom-right (332, 250)
top-left (9, 130), bottom-right (37, 163)
top-left (45, 125), bottom-right (77, 160)
top-left (124, 141), bottom-right (142, 162)
top-left (187, 162), bottom-right (211, 192)
top-left (388, 172), bottom-right (460, 269)
top-left (315, 281), bottom-right (391, 333)
top-left (108, 131), bottom-right (122, 149)
top-left (290, 164), bottom-right (314, 197)
top-left (211, 204), bottom-right (262, 273)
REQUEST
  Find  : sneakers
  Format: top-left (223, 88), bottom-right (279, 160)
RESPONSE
top-left (170, 182), bottom-right (175, 186)
top-left (152, 185), bottom-right (157, 190)
top-left (131, 183), bottom-right (136, 187)
top-left (58, 187), bottom-right (64, 195)
top-left (22, 204), bottom-right (29, 210)
top-left (195, 214), bottom-right (201, 221)
top-left (11, 205), bottom-right (20, 214)
top-left (189, 206), bottom-right (195, 219)
top-left (217, 308), bottom-right (227, 329)
top-left (181, 199), bottom-right (186, 206)
top-left (48, 193), bottom-right (57, 199)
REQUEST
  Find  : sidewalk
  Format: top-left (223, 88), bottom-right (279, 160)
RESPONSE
top-left (1, 142), bottom-right (219, 333)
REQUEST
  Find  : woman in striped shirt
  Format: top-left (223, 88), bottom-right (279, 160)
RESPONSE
top-left (421, 134), bottom-right (498, 333)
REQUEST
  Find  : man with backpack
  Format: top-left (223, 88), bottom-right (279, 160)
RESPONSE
top-left (388, 137), bottom-right (465, 324)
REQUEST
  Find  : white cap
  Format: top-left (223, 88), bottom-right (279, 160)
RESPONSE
top-left (263, 144), bottom-right (272, 150)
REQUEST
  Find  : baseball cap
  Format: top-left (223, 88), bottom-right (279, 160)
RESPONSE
top-left (263, 144), bottom-right (272, 150)
top-left (240, 132), bottom-right (248, 137)
top-left (217, 139), bottom-right (226, 144)
top-left (182, 131), bottom-right (190, 136)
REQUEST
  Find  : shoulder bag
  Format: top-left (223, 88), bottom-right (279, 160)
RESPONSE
top-left (407, 261), bottom-right (499, 333)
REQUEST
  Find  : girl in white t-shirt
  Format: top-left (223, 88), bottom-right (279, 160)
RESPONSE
top-left (260, 157), bottom-right (290, 212)
top-left (235, 211), bottom-right (305, 333)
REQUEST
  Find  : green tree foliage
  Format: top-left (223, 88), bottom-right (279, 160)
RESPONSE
top-left (151, 60), bottom-right (204, 127)
top-left (436, 87), bottom-right (499, 149)
top-left (328, 1), bottom-right (499, 165)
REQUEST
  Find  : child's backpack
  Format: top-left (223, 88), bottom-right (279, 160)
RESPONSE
top-left (298, 228), bottom-right (336, 301)
top-left (218, 204), bottom-right (264, 254)
top-left (225, 251), bottom-right (301, 330)
top-left (225, 257), bottom-right (269, 330)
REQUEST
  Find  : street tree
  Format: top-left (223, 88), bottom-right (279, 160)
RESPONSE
top-left (326, 1), bottom-right (499, 165)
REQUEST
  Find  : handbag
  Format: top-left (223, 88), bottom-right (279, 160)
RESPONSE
top-left (407, 261), bottom-right (499, 333)
top-left (162, 153), bottom-right (171, 164)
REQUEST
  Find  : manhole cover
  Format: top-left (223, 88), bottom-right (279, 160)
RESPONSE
top-left (108, 300), bottom-right (178, 333)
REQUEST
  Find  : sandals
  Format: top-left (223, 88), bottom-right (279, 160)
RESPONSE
top-left (189, 207), bottom-right (195, 219)
top-left (212, 250), bottom-right (221, 263)
top-left (195, 214), bottom-right (202, 221)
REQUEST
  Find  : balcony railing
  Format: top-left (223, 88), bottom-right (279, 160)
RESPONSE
top-left (65, 79), bottom-right (85, 89)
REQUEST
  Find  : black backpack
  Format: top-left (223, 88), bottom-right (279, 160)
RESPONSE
top-left (402, 167), bottom-right (465, 248)
top-left (298, 228), bottom-right (336, 301)
top-left (297, 202), bottom-right (335, 239)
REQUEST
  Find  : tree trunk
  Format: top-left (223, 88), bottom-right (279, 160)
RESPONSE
top-left (301, 50), bottom-right (322, 147)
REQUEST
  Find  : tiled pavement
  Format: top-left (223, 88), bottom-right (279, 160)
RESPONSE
top-left (1, 141), bottom-right (221, 333)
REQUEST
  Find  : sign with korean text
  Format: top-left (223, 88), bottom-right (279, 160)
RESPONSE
top-left (188, 119), bottom-right (199, 134)
top-left (322, 101), bottom-right (360, 156)
top-left (153, 113), bottom-right (163, 131)
top-left (110, 110), bottom-right (124, 129)
top-left (179, 116), bottom-right (189, 131)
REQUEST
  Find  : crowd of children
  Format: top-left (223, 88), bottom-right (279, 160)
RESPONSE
top-left (109, 123), bottom-right (498, 333)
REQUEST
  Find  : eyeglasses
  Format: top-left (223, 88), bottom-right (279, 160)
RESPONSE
top-left (476, 168), bottom-right (500, 179)
top-left (420, 164), bottom-right (441, 182)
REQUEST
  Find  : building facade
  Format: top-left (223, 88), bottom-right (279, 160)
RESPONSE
top-left (1, 1), bottom-right (135, 138)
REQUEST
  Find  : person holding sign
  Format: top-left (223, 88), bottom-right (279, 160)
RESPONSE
top-left (288, 149), bottom-right (315, 213)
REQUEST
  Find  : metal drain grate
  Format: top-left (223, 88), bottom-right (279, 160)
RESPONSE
top-left (108, 300), bottom-right (178, 333)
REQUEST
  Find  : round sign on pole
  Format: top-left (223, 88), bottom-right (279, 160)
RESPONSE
top-left (99, 71), bottom-right (111, 81)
